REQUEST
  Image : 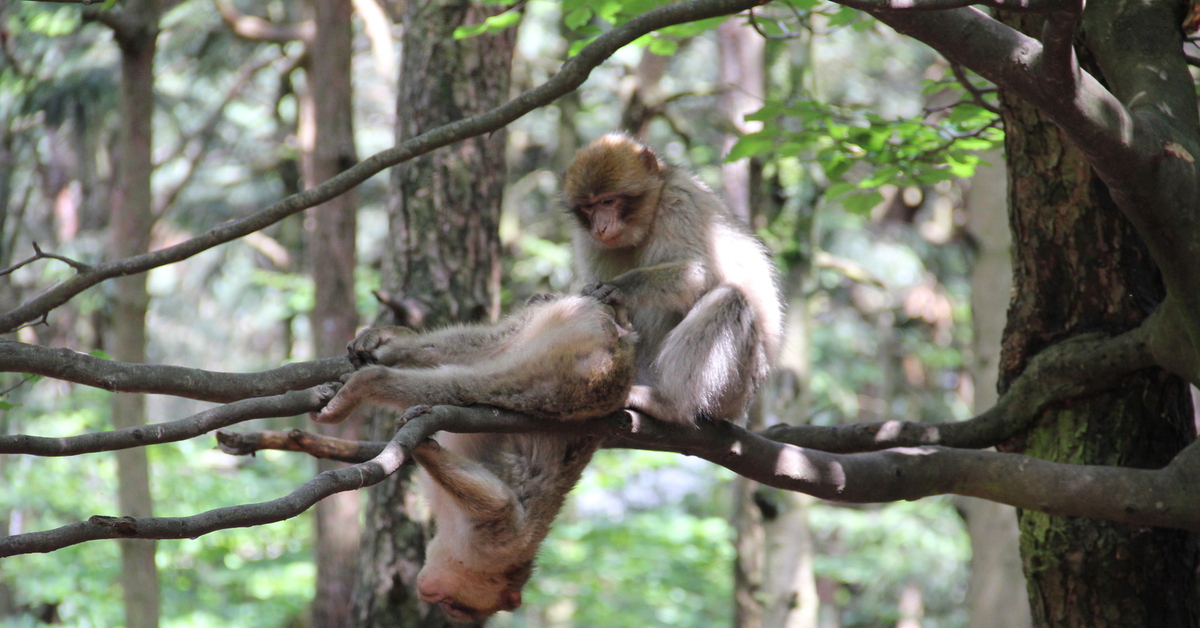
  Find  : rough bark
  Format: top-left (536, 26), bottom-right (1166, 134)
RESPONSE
top-left (301, 0), bottom-right (363, 625)
top-left (996, 16), bottom-right (1199, 625)
top-left (351, 2), bottom-right (515, 625)
top-left (106, 3), bottom-right (162, 627)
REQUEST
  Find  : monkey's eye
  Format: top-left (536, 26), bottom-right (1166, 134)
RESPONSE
top-left (600, 197), bottom-right (617, 207)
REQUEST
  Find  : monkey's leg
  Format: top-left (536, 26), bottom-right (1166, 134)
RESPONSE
top-left (634, 285), bottom-right (761, 424)
top-left (348, 323), bottom-right (514, 368)
top-left (312, 362), bottom-right (562, 424)
top-left (413, 439), bottom-right (521, 526)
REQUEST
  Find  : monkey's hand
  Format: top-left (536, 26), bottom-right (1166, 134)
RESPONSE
top-left (583, 282), bottom-right (632, 330)
top-left (582, 282), bottom-right (625, 307)
top-left (348, 326), bottom-right (416, 368)
top-left (309, 382), bottom-right (345, 424)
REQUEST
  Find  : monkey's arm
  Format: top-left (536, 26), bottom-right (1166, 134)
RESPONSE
top-left (413, 439), bottom-right (521, 524)
top-left (601, 261), bottom-right (714, 313)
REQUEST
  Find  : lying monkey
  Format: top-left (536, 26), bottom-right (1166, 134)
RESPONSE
top-left (312, 294), bottom-right (637, 621)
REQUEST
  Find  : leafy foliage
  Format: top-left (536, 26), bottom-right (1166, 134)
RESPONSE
top-left (731, 98), bottom-right (1000, 214)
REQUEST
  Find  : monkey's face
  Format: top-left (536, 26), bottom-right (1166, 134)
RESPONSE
top-left (417, 543), bottom-right (524, 621)
top-left (574, 193), bottom-right (646, 248)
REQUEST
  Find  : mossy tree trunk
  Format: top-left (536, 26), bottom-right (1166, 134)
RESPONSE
top-left (996, 16), bottom-right (1199, 625)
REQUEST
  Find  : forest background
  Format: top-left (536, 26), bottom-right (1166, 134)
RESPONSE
top-left (1, 0), bottom-right (1196, 627)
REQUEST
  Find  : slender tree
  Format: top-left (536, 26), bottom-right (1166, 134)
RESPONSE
top-left (96, 1), bottom-right (163, 626)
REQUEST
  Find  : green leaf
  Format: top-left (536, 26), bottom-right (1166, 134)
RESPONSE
top-left (453, 22), bottom-right (490, 39)
top-left (453, 10), bottom-right (521, 39)
top-left (826, 6), bottom-right (859, 28)
top-left (89, 349), bottom-right (112, 360)
top-left (842, 190), bottom-right (884, 214)
top-left (727, 133), bottom-right (775, 161)
top-left (825, 181), bottom-right (856, 199)
top-left (647, 37), bottom-right (678, 56)
top-left (564, 6), bottom-right (593, 30)
top-left (0, 400), bottom-right (20, 411)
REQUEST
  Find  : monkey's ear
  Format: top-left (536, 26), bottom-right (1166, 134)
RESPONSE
top-left (638, 147), bottom-right (661, 174)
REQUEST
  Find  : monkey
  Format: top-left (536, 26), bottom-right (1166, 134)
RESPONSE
top-left (311, 294), bottom-right (637, 622)
top-left (565, 133), bottom-right (783, 425)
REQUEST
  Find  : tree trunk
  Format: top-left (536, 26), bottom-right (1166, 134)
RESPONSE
top-left (108, 4), bottom-right (162, 627)
top-left (351, 2), bottom-right (515, 625)
top-left (302, 0), bottom-right (362, 625)
top-left (961, 150), bottom-right (1031, 628)
top-left (996, 21), bottom-right (1200, 625)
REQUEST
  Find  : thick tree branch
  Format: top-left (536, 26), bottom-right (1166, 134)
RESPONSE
top-left (835, 0), bottom-right (1070, 12)
top-left (0, 0), bottom-right (765, 334)
top-left (0, 387), bottom-right (329, 456)
top-left (762, 325), bottom-right (1153, 451)
top-left (220, 403), bottom-right (1200, 531)
top-left (0, 340), bottom-right (352, 402)
top-left (867, 8), bottom-right (1139, 181)
top-left (859, 0), bottom-right (1200, 384)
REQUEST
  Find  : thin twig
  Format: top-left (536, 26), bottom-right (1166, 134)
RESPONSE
top-left (0, 387), bottom-right (330, 456)
top-left (0, 243), bottom-right (91, 278)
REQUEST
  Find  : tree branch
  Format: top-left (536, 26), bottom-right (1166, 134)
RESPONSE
top-left (834, 0), bottom-right (1071, 12)
top-left (213, 0), bottom-right (315, 44)
top-left (0, 0), bottom-right (766, 334)
top-left (762, 325), bottom-right (1152, 451)
top-left (219, 402), bottom-right (1200, 532)
top-left (0, 406), bottom-right (422, 557)
top-left (155, 51), bottom-right (292, 215)
top-left (0, 340), bottom-right (352, 402)
top-left (867, 8), bottom-right (1138, 177)
top-left (0, 386), bottom-right (330, 456)
top-left (0, 404), bottom-right (619, 556)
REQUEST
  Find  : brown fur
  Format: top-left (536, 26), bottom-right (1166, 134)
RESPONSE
top-left (311, 294), bottom-right (636, 621)
top-left (565, 133), bottom-right (783, 425)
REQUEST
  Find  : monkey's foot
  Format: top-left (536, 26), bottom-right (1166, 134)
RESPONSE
top-left (347, 326), bottom-right (416, 368)
top-left (397, 404), bottom-right (434, 428)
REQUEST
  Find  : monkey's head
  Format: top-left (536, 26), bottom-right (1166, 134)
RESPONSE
top-left (564, 133), bottom-right (665, 249)
top-left (417, 538), bottom-right (533, 622)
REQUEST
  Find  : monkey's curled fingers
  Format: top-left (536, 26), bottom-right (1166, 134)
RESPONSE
top-left (309, 382), bottom-right (345, 424)
top-left (525, 293), bottom-right (557, 306)
top-left (347, 326), bottom-right (415, 368)
top-left (581, 282), bottom-right (625, 307)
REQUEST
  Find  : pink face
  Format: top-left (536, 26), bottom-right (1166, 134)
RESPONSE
top-left (575, 193), bottom-right (633, 248)
top-left (417, 564), bottom-right (522, 621)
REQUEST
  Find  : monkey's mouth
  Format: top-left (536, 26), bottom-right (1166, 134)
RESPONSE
top-left (440, 600), bottom-right (486, 621)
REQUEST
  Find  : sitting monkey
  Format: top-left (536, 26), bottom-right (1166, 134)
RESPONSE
top-left (312, 294), bottom-right (637, 621)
